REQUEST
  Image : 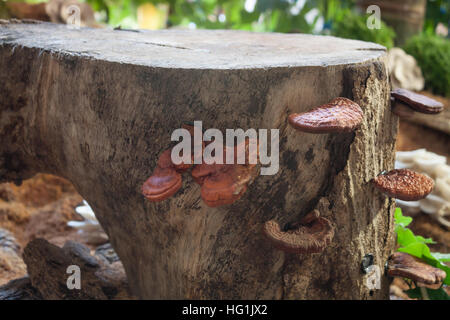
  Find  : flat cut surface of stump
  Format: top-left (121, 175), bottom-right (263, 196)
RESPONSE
top-left (0, 22), bottom-right (385, 68)
top-left (0, 22), bottom-right (395, 300)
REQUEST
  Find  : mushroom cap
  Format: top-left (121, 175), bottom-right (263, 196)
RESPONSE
top-left (372, 169), bottom-right (434, 201)
top-left (191, 163), bottom-right (222, 185)
top-left (288, 97), bottom-right (363, 133)
top-left (142, 167), bottom-right (182, 201)
top-left (391, 88), bottom-right (443, 114)
top-left (157, 148), bottom-right (192, 172)
top-left (387, 252), bottom-right (446, 285)
top-left (201, 165), bottom-right (253, 207)
top-left (263, 214), bottom-right (334, 254)
top-left (202, 183), bottom-right (247, 207)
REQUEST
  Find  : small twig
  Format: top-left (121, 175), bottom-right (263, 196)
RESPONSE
top-left (419, 286), bottom-right (430, 300)
top-left (113, 25), bottom-right (140, 32)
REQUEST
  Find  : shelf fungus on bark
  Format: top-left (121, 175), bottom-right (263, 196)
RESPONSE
top-left (263, 210), bottom-right (334, 254)
top-left (142, 124), bottom-right (196, 202)
top-left (372, 169), bottom-right (434, 201)
top-left (142, 148), bottom-right (190, 202)
top-left (391, 88), bottom-right (444, 115)
top-left (191, 138), bottom-right (259, 207)
top-left (142, 167), bottom-right (182, 201)
top-left (288, 97), bottom-right (363, 133)
top-left (387, 252), bottom-right (446, 286)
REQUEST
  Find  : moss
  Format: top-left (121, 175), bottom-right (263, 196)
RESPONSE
top-left (403, 34), bottom-right (450, 97)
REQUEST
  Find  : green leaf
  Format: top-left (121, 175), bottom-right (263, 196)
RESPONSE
top-left (394, 208), bottom-right (412, 227)
top-left (395, 226), bottom-right (419, 247)
top-left (405, 287), bottom-right (450, 300)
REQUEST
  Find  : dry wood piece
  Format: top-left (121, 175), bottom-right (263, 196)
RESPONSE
top-left (391, 88), bottom-right (444, 114)
top-left (263, 210), bottom-right (334, 254)
top-left (372, 169), bottom-right (434, 201)
top-left (5, 2), bottom-right (49, 21)
top-left (0, 277), bottom-right (42, 300)
top-left (387, 252), bottom-right (446, 285)
top-left (288, 97), bottom-right (363, 133)
top-left (23, 239), bottom-right (132, 300)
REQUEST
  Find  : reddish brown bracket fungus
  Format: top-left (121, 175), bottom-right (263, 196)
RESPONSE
top-left (387, 252), bottom-right (446, 285)
top-left (142, 124), bottom-right (197, 202)
top-left (191, 138), bottom-right (259, 207)
top-left (263, 210), bottom-right (334, 254)
top-left (372, 169), bottom-right (434, 201)
top-left (142, 167), bottom-right (182, 201)
top-left (200, 165), bottom-right (252, 207)
top-left (288, 97), bottom-right (363, 133)
top-left (391, 88), bottom-right (444, 114)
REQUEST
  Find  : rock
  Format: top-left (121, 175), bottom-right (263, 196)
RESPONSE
top-left (22, 238), bottom-right (132, 299)
top-left (95, 243), bottom-right (120, 264)
top-left (0, 277), bottom-right (41, 300)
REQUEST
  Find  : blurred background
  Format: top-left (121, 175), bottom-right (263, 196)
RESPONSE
top-left (0, 0), bottom-right (449, 300)
top-left (1, 0), bottom-right (448, 98)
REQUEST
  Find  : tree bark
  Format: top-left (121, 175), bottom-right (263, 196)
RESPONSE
top-left (0, 21), bottom-right (397, 299)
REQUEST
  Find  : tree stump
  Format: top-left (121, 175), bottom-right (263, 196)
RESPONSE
top-left (0, 21), bottom-right (397, 299)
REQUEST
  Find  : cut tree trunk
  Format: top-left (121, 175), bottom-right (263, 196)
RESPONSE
top-left (0, 21), bottom-right (397, 299)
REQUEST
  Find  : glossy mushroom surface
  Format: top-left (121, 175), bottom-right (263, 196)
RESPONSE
top-left (387, 252), bottom-right (446, 285)
top-left (391, 88), bottom-right (443, 114)
top-left (191, 138), bottom-right (259, 207)
top-left (200, 165), bottom-right (252, 207)
top-left (288, 97), bottom-right (363, 133)
top-left (142, 167), bottom-right (182, 201)
top-left (263, 210), bottom-right (334, 254)
top-left (372, 169), bottom-right (434, 201)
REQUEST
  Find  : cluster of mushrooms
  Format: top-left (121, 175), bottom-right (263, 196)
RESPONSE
top-left (142, 124), bottom-right (259, 208)
top-left (141, 88), bottom-right (446, 286)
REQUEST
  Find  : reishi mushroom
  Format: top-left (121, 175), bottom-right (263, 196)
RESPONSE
top-left (191, 138), bottom-right (258, 207)
top-left (142, 167), bottom-right (182, 201)
top-left (391, 88), bottom-right (444, 115)
top-left (288, 97), bottom-right (363, 133)
top-left (372, 169), bottom-right (434, 201)
top-left (142, 124), bottom-right (196, 202)
top-left (387, 252), bottom-right (446, 286)
top-left (263, 209), bottom-right (334, 254)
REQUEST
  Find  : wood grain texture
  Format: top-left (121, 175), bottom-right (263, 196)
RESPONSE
top-left (0, 21), bottom-right (396, 299)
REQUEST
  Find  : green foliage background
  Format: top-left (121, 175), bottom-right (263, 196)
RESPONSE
top-left (394, 209), bottom-right (450, 300)
top-left (404, 34), bottom-right (450, 97)
top-left (3, 0), bottom-right (449, 95)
